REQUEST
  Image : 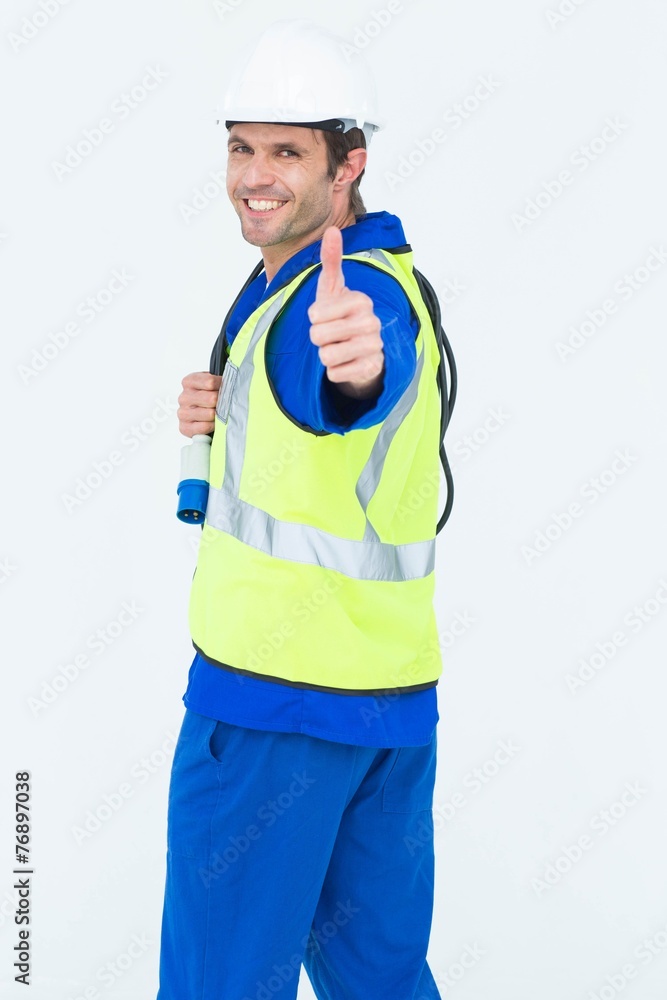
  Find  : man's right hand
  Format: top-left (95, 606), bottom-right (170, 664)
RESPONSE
top-left (177, 372), bottom-right (222, 437)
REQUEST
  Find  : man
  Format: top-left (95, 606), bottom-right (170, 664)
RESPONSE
top-left (157, 18), bottom-right (447, 1000)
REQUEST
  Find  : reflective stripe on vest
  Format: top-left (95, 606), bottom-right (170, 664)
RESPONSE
top-left (188, 245), bottom-right (443, 694)
top-left (204, 486), bottom-right (435, 582)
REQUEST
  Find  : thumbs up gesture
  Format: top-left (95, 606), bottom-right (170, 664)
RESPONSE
top-left (308, 226), bottom-right (385, 398)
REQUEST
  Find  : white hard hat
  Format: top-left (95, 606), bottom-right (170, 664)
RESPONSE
top-left (216, 19), bottom-right (385, 145)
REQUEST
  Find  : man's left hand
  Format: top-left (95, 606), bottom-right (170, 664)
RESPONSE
top-left (308, 226), bottom-right (385, 399)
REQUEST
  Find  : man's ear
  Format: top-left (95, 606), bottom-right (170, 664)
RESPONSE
top-left (333, 147), bottom-right (367, 190)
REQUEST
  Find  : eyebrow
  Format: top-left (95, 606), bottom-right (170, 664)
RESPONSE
top-left (227, 133), bottom-right (310, 154)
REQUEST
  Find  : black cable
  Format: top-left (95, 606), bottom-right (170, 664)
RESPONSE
top-left (412, 267), bottom-right (458, 533)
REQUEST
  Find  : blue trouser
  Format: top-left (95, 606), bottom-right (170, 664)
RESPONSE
top-left (156, 707), bottom-right (441, 1000)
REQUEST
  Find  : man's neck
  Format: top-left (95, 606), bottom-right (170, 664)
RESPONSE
top-left (262, 209), bottom-right (357, 285)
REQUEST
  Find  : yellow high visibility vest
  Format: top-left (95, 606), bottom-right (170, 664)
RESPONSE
top-left (188, 246), bottom-right (443, 694)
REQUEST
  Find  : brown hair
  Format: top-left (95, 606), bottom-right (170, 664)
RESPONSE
top-left (317, 127), bottom-right (367, 217)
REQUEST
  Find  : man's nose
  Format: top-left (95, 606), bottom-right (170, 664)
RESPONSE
top-left (242, 153), bottom-right (276, 190)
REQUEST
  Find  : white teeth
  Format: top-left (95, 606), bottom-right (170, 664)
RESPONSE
top-left (247, 199), bottom-right (286, 212)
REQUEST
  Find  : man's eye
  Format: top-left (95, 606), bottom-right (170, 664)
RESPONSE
top-left (280, 149), bottom-right (298, 157)
top-left (231, 145), bottom-right (250, 153)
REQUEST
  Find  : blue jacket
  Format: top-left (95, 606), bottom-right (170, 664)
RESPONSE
top-left (183, 210), bottom-right (439, 747)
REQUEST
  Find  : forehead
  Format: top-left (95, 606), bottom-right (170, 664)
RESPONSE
top-left (227, 122), bottom-right (319, 151)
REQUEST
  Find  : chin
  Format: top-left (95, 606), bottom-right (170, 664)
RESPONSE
top-left (241, 224), bottom-right (288, 249)
top-left (239, 229), bottom-right (263, 247)
top-left (237, 219), bottom-right (266, 246)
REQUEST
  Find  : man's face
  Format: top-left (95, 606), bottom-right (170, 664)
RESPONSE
top-left (226, 122), bottom-right (335, 248)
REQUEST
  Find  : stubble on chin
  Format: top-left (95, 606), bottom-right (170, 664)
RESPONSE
top-left (237, 194), bottom-right (332, 250)
top-left (239, 221), bottom-right (290, 248)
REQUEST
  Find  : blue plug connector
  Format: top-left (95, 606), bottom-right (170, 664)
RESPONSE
top-left (176, 434), bottom-right (212, 523)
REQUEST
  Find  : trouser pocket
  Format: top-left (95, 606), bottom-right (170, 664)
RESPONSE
top-left (167, 709), bottom-right (232, 859)
top-left (381, 729), bottom-right (437, 813)
top-left (207, 717), bottom-right (236, 764)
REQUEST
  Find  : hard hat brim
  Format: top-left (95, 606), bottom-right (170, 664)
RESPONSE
top-left (224, 117), bottom-right (382, 132)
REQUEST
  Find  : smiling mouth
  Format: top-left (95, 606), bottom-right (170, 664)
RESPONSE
top-left (243, 198), bottom-right (288, 215)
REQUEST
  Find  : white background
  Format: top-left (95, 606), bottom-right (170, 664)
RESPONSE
top-left (1, 0), bottom-right (666, 997)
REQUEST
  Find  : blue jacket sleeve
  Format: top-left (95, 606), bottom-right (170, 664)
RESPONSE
top-left (266, 260), bottom-right (418, 435)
